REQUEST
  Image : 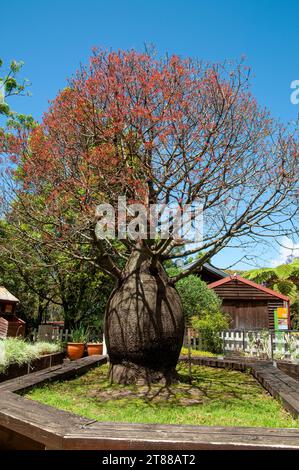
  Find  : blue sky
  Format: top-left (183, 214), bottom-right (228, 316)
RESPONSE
top-left (1, 0), bottom-right (299, 269)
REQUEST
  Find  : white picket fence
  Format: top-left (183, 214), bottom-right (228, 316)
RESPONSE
top-left (220, 329), bottom-right (299, 361)
top-left (31, 326), bottom-right (71, 343)
top-left (31, 325), bottom-right (103, 344)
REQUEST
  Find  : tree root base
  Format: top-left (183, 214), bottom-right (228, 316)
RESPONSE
top-left (109, 362), bottom-right (179, 385)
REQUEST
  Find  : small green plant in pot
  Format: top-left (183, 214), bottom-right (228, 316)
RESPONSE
top-left (67, 326), bottom-right (89, 360)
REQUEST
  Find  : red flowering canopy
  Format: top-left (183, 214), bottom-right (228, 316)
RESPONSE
top-left (1, 49), bottom-right (298, 277)
top-left (1, 49), bottom-right (298, 384)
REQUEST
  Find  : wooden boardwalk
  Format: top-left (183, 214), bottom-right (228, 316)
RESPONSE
top-left (0, 355), bottom-right (298, 450)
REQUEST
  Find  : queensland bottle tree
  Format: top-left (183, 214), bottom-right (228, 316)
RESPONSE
top-left (1, 49), bottom-right (298, 384)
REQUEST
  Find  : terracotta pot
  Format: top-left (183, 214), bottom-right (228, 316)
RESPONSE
top-left (67, 342), bottom-right (85, 360)
top-left (87, 343), bottom-right (103, 356)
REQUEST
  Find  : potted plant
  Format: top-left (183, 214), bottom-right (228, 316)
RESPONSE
top-left (86, 321), bottom-right (103, 356)
top-left (67, 325), bottom-right (88, 360)
top-left (86, 340), bottom-right (103, 356)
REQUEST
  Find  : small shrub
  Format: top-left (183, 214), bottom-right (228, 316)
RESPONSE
top-left (191, 311), bottom-right (230, 354)
top-left (175, 275), bottom-right (222, 321)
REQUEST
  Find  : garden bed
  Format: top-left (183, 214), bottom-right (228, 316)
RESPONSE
top-left (1, 356), bottom-right (299, 450)
top-left (0, 352), bottom-right (65, 383)
top-left (23, 363), bottom-right (299, 428)
top-left (0, 338), bottom-right (64, 382)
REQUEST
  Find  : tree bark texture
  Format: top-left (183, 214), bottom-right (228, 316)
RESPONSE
top-left (105, 249), bottom-right (184, 385)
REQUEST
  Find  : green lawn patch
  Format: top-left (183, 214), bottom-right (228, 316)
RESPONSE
top-left (24, 363), bottom-right (299, 428)
top-left (180, 347), bottom-right (218, 357)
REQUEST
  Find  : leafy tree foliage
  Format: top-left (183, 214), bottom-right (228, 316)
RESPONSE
top-left (244, 258), bottom-right (299, 328)
top-left (0, 58), bottom-right (33, 128)
top-left (175, 274), bottom-right (222, 322)
top-left (166, 269), bottom-right (228, 352)
top-left (191, 310), bottom-right (229, 353)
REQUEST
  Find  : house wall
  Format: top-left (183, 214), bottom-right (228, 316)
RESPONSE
top-left (221, 300), bottom-right (269, 329)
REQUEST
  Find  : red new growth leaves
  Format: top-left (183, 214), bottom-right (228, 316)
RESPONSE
top-left (1, 49), bottom-right (298, 276)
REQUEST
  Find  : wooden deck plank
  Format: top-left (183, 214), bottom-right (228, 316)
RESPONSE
top-left (0, 355), bottom-right (107, 392)
top-left (62, 431), bottom-right (299, 450)
top-left (1, 391), bottom-right (299, 450)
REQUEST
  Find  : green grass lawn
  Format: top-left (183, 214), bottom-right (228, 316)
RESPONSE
top-left (180, 347), bottom-right (218, 357)
top-left (24, 363), bottom-right (299, 428)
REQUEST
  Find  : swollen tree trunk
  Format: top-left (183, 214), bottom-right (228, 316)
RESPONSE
top-left (105, 248), bottom-right (184, 385)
